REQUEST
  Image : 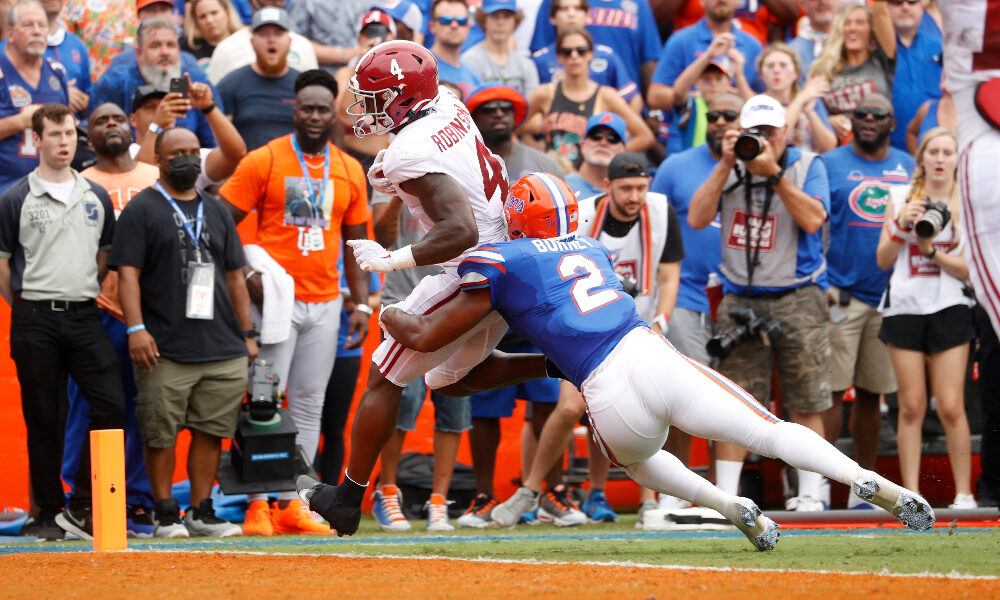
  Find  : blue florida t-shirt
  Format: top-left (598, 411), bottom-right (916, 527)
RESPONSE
top-left (824, 145), bottom-right (915, 306)
top-left (651, 19), bottom-right (763, 93)
top-left (457, 235), bottom-right (646, 388)
top-left (650, 144), bottom-right (722, 314)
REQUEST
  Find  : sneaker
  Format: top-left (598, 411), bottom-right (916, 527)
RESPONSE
top-left (271, 499), bottom-right (333, 535)
top-left (949, 493), bottom-right (978, 509)
top-left (34, 514), bottom-right (65, 542)
top-left (372, 484), bottom-right (412, 532)
top-left (538, 483), bottom-right (587, 526)
top-left (153, 498), bottom-right (190, 539)
top-left (19, 515), bottom-right (41, 538)
top-left (847, 489), bottom-right (875, 510)
top-left (635, 498), bottom-right (658, 529)
top-left (55, 506), bottom-right (93, 540)
top-left (492, 486), bottom-right (540, 527)
top-left (723, 497), bottom-right (779, 551)
top-left (456, 492), bottom-right (497, 528)
top-left (519, 508), bottom-right (540, 525)
top-left (126, 505), bottom-right (155, 538)
top-left (295, 475), bottom-right (364, 536)
top-left (185, 499), bottom-right (242, 537)
top-left (582, 491), bottom-right (618, 522)
top-left (657, 494), bottom-right (692, 511)
top-left (853, 472), bottom-right (935, 531)
top-left (242, 500), bottom-right (273, 536)
top-left (785, 495), bottom-right (826, 512)
top-left (425, 494), bottom-right (454, 532)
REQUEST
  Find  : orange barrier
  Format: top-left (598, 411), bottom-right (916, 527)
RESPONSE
top-left (90, 429), bottom-right (126, 552)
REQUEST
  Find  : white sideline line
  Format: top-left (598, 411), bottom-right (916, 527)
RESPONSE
top-left (141, 549), bottom-right (1000, 581)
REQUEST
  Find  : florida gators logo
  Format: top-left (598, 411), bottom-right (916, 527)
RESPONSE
top-left (505, 194), bottom-right (524, 213)
top-left (848, 182), bottom-right (891, 222)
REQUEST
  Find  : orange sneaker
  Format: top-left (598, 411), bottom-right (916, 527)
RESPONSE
top-left (243, 500), bottom-right (273, 536)
top-left (271, 499), bottom-right (333, 535)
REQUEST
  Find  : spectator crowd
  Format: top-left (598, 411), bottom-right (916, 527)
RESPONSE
top-left (1, 0), bottom-right (997, 540)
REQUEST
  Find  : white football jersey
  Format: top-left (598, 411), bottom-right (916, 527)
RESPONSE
top-left (381, 87), bottom-right (509, 268)
top-left (937, 0), bottom-right (1000, 149)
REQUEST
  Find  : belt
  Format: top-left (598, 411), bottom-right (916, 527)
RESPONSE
top-left (16, 296), bottom-right (96, 312)
top-left (734, 286), bottom-right (807, 301)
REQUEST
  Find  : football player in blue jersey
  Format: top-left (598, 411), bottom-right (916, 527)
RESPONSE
top-left (301, 172), bottom-right (937, 548)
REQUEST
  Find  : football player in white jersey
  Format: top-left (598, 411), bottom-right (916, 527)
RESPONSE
top-left (303, 40), bottom-right (512, 535)
top-left (936, 0), bottom-right (1000, 337)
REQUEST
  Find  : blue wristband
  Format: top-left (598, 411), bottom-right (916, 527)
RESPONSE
top-left (127, 324), bottom-right (146, 335)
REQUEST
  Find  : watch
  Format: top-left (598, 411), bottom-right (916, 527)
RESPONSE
top-left (242, 328), bottom-right (259, 339)
top-left (354, 303), bottom-right (374, 315)
top-left (766, 169), bottom-right (785, 187)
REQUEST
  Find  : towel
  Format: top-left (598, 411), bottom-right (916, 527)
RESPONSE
top-left (244, 244), bottom-right (294, 344)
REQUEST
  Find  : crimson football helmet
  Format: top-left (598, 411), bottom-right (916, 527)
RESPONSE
top-left (347, 40), bottom-right (439, 137)
top-left (504, 173), bottom-right (579, 240)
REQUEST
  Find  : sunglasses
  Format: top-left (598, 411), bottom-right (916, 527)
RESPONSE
top-left (887, 0), bottom-right (921, 5)
top-left (587, 130), bottom-right (622, 144)
top-left (436, 16), bottom-right (469, 26)
top-left (479, 101), bottom-right (514, 114)
top-left (852, 107), bottom-right (892, 121)
top-left (557, 45), bottom-right (591, 58)
top-left (706, 110), bottom-right (739, 123)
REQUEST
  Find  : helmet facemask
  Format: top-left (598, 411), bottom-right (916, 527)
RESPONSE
top-left (347, 77), bottom-right (400, 137)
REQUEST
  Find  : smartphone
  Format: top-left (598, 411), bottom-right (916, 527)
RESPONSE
top-left (169, 77), bottom-right (188, 98)
top-left (829, 304), bottom-right (848, 325)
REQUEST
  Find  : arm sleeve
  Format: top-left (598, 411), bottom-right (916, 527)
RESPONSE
top-left (661, 203), bottom-right (685, 263)
top-left (638, 0), bottom-right (662, 64)
top-left (609, 52), bottom-right (639, 101)
top-left (217, 73), bottom-right (236, 117)
top-left (342, 157), bottom-right (371, 226)
top-left (219, 146), bottom-right (269, 214)
top-left (218, 199), bottom-right (246, 271)
top-left (108, 200), bottom-right (146, 269)
top-left (0, 187), bottom-right (23, 258)
top-left (287, 0), bottom-right (312, 38)
top-left (802, 155), bottom-right (831, 216)
top-left (651, 36), bottom-right (684, 86)
top-left (529, 0), bottom-right (554, 52)
top-left (91, 182), bottom-right (115, 249)
top-left (458, 245), bottom-right (508, 307)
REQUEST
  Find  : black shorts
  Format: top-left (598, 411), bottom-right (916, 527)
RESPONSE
top-left (878, 305), bottom-right (976, 354)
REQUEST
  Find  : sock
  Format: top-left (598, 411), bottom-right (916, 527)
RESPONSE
top-left (797, 469), bottom-right (822, 500)
top-left (277, 490), bottom-right (298, 502)
top-left (715, 460), bottom-right (744, 496)
top-left (430, 493), bottom-right (446, 505)
top-left (380, 484), bottom-right (399, 496)
top-left (247, 493), bottom-right (269, 504)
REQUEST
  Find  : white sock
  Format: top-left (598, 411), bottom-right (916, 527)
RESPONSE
top-left (278, 490), bottom-right (299, 501)
top-left (797, 469), bottom-right (822, 500)
top-left (247, 493), bottom-right (269, 503)
top-left (715, 460), bottom-right (744, 496)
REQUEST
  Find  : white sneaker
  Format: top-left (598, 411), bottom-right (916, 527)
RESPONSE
top-left (853, 472), bottom-right (935, 531)
top-left (657, 494), bottom-right (692, 511)
top-left (949, 494), bottom-right (978, 509)
top-left (537, 484), bottom-right (587, 527)
top-left (818, 478), bottom-right (831, 508)
top-left (637, 506), bottom-right (734, 531)
top-left (425, 496), bottom-right (455, 532)
top-left (492, 486), bottom-right (540, 527)
top-left (635, 499), bottom-right (658, 529)
top-left (785, 495), bottom-right (826, 512)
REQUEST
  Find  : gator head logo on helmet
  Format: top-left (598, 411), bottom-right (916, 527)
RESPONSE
top-left (347, 40), bottom-right (440, 137)
top-left (504, 173), bottom-right (579, 240)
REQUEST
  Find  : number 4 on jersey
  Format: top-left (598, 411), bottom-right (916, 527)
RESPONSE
top-left (476, 138), bottom-right (508, 204)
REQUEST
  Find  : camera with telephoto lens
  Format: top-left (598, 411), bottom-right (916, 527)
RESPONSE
top-left (706, 305), bottom-right (785, 359)
top-left (914, 200), bottom-right (951, 239)
top-left (734, 128), bottom-right (769, 162)
top-left (616, 271), bottom-right (640, 298)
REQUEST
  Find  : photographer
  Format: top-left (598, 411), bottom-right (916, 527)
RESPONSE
top-left (688, 94), bottom-right (832, 511)
top-left (875, 127), bottom-right (976, 509)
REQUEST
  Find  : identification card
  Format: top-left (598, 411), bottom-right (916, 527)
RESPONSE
top-left (297, 226), bottom-right (325, 256)
top-left (186, 261), bottom-right (215, 320)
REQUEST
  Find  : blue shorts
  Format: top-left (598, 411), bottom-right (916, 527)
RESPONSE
top-left (469, 340), bottom-right (559, 418)
top-left (396, 377), bottom-right (471, 433)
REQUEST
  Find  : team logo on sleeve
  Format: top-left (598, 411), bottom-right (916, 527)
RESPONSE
top-left (848, 182), bottom-right (891, 223)
top-left (84, 200), bottom-right (99, 225)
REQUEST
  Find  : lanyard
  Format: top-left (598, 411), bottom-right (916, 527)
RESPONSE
top-left (290, 134), bottom-right (329, 219)
top-left (155, 181), bottom-right (204, 256)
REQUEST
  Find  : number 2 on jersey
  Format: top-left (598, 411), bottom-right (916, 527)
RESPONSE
top-left (558, 254), bottom-right (621, 315)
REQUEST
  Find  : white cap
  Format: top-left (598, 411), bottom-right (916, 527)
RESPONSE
top-left (739, 94), bottom-right (786, 129)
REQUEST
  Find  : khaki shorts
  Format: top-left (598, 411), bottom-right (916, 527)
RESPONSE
top-left (828, 286), bottom-right (897, 394)
top-left (716, 284), bottom-right (832, 414)
top-left (135, 356), bottom-right (248, 448)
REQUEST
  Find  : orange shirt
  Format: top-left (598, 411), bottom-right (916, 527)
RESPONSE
top-left (82, 162), bottom-right (160, 321)
top-left (220, 134), bottom-right (370, 303)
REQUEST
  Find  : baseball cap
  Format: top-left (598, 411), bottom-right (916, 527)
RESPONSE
top-left (378, 0), bottom-right (424, 34)
top-left (252, 7), bottom-right (292, 32)
top-left (136, 0), bottom-right (174, 12)
top-left (465, 83), bottom-right (528, 128)
top-left (607, 152), bottom-right (651, 180)
top-left (358, 9), bottom-right (396, 38)
top-left (584, 112), bottom-right (627, 143)
top-left (131, 84), bottom-right (168, 113)
top-left (704, 57), bottom-right (730, 77)
top-left (739, 94), bottom-right (786, 129)
top-left (481, 0), bottom-right (517, 14)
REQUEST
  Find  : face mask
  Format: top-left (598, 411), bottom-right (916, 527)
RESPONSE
top-left (166, 154), bottom-right (202, 190)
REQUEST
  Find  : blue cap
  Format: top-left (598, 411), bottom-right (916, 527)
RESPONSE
top-left (481, 0), bottom-right (517, 14)
top-left (377, 0), bottom-right (423, 33)
top-left (584, 112), bottom-right (627, 142)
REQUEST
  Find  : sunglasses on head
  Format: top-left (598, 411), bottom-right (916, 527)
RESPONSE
top-left (887, 0), bottom-right (921, 5)
top-left (436, 15), bottom-right (469, 26)
top-left (557, 45), bottom-right (591, 58)
top-left (706, 109), bottom-right (739, 123)
top-left (587, 130), bottom-right (621, 144)
top-left (852, 107), bottom-right (891, 121)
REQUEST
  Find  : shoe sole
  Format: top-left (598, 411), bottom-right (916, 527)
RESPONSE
top-left (54, 512), bottom-right (92, 541)
top-left (155, 529), bottom-right (191, 539)
top-left (853, 474), bottom-right (935, 531)
top-left (426, 524), bottom-right (455, 532)
top-left (456, 516), bottom-right (493, 528)
top-left (537, 507), bottom-right (586, 527)
top-left (185, 525), bottom-right (242, 537)
top-left (731, 499), bottom-right (779, 551)
top-left (377, 522), bottom-right (412, 532)
top-left (296, 475), bottom-right (321, 509)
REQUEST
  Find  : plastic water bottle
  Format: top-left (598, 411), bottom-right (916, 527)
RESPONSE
top-left (705, 272), bottom-right (723, 323)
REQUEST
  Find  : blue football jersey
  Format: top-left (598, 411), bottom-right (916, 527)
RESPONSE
top-left (457, 235), bottom-right (646, 388)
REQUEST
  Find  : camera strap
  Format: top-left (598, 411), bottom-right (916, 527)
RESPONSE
top-left (731, 149), bottom-right (788, 292)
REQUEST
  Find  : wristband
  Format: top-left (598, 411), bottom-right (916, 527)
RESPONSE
top-left (389, 245), bottom-right (417, 270)
top-left (354, 303), bottom-right (374, 315)
top-left (148, 122), bottom-right (163, 136)
top-left (199, 102), bottom-right (216, 116)
top-left (766, 169), bottom-right (785, 188)
top-left (245, 269), bottom-right (257, 280)
top-left (127, 323), bottom-right (146, 335)
top-left (653, 314), bottom-right (669, 334)
top-left (885, 217), bottom-right (908, 245)
top-left (924, 247), bottom-right (937, 259)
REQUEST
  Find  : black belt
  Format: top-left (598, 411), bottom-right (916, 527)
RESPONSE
top-left (16, 296), bottom-right (95, 312)
top-left (734, 285), bottom-right (807, 301)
